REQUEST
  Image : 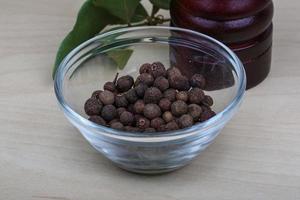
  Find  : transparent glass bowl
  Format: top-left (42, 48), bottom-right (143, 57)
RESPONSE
top-left (54, 26), bottom-right (246, 174)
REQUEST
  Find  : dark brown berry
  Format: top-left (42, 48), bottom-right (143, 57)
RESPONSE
top-left (139, 63), bottom-right (152, 74)
top-left (89, 115), bottom-right (106, 126)
top-left (163, 89), bottom-right (177, 102)
top-left (200, 110), bottom-right (216, 122)
top-left (144, 128), bottom-right (156, 133)
top-left (120, 111), bottom-right (134, 126)
top-left (116, 107), bottom-right (126, 117)
top-left (167, 67), bottom-right (182, 78)
top-left (91, 90), bottom-right (103, 99)
top-left (171, 100), bottom-right (188, 117)
top-left (176, 91), bottom-right (188, 102)
top-left (189, 88), bottom-right (205, 104)
top-left (144, 104), bottom-right (162, 120)
top-left (116, 75), bottom-right (134, 92)
top-left (190, 74), bottom-right (206, 89)
top-left (165, 121), bottom-right (179, 131)
top-left (159, 98), bottom-right (171, 112)
top-left (202, 95), bottom-right (214, 107)
top-left (157, 125), bottom-right (166, 132)
top-left (135, 83), bottom-right (148, 98)
top-left (115, 94), bottom-right (128, 108)
top-left (109, 119), bottom-right (120, 126)
top-left (125, 88), bottom-right (138, 103)
top-left (103, 82), bottom-right (116, 92)
top-left (162, 111), bottom-right (174, 123)
top-left (133, 100), bottom-right (145, 114)
top-left (188, 104), bottom-right (203, 121)
top-left (101, 105), bottom-right (117, 121)
top-left (151, 118), bottom-right (165, 129)
top-left (127, 104), bottom-right (135, 113)
top-left (151, 62), bottom-right (166, 78)
top-left (168, 75), bottom-right (190, 91)
top-left (124, 126), bottom-right (140, 132)
top-left (84, 98), bottom-right (103, 116)
top-left (144, 87), bottom-right (162, 104)
top-left (99, 90), bottom-right (115, 105)
top-left (111, 122), bottom-right (124, 130)
top-left (136, 117), bottom-right (150, 129)
top-left (179, 114), bottom-right (194, 128)
top-left (153, 76), bottom-right (169, 91)
top-left (136, 73), bottom-right (154, 86)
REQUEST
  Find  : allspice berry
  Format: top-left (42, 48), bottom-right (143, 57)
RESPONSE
top-left (189, 88), bottom-right (205, 104)
top-left (124, 126), bottom-right (140, 132)
top-left (167, 67), bottom-right (182, 78)
top-left (188, 104), bottom-right (203, 121)
top-left (111, 122), bottom-right (124, 130)
top-left (133, 100), bottom-right (145, 114)
top-left (84, 98), bottom-right (103, 116)
top-left (159, 98), bottom-right (171, 112)
top-left (103, 82), bottom-right (116, 92)
top-left (120, 111), bottom-right (134, 125)
top-left (171, 100), bottom-right (188, 117)
top-left (91, 90), bottom-right (103, 99)
top-left (101, 105), bottom-right (117, 121)
top-left (99, 90), bottom-right (115, 105)
top-left (151, 117), bottom-right (165, 129)
top-left (163, 89), bottom-right (177, 102)
top-left (135, 83), bottom-right (148, 98)
top-left (162, 111), bottom-right (174, 123)
top-left (136, 73), bottom-right (154, 86)
top-left (139, 63), bottom-right (152, 74)
top-left (144, 87), bottom-right (162, 104)
top-left (176, 91), bottom-right (189, 102)
top-left (179, 114), bottom-right (194, 128)
top-left (116, 75), bottom-right (134, 92)
top-left (153, 76), bottom-right (169, 91)
top-left (89, 115), bottom-right (106, 126)
top-left (136, 117), bottom-right (150, 129)
top-left (144, 104), bottom-right (161, 120)
top-left (202, 95), bottom-right (214, 107)
top-left (165, 121), bottom-right (179, 131)
top-left (200, 110), bottom-right (216, 122)
top-left (125, 88), bottom-right (138, 103)
top-left (168, 75), bottom-right (190, 91)
top-left (117, 107), bottom-right (126, 117)
top-left (190, 74), bottom-right (206, 89)
top-left (115, 94), bottom-right (128, 108)
top-left (151, 62), bottom-right (166, 78)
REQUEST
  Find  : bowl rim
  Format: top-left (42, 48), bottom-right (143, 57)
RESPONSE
top-left (54, 26), bottom-right (246, 139)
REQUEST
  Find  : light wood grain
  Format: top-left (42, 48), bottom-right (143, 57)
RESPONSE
top-left (0, 0), bottom-right (300, 199)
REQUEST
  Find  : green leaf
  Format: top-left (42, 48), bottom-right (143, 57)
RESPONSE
top-left (93, 0), bottom-right (141, 23)
top-left (149, 0), bottom-right (171, 10)
top-left (53, 0), bottom-right (120, 78)
top-left (131, 3), bottom-right (149, 23)
top-left (107, 49), bottom-right (133, 70)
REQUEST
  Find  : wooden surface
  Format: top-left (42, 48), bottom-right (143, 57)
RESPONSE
top-left (1, 0), bottom-right (300, 199)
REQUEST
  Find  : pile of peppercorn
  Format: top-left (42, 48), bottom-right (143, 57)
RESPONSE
top-left (84, 62), bottom-right (216, 133)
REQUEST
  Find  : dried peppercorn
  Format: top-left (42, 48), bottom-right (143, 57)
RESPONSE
top-left (111, 122), bottom-right (124, 130)
top-left (99, 90), bottom-right (115, 105)
top-left (159, 98), bottom-right (171, 112)
top-left (144, 104), bottom-right (161, 120)
top-left (151, 62), bottom-right (167, 78)
top-left (91, 90), bottom-right (103, 99)
top-left (178, 114), bottom-right (194, 128)
top-left (200, 110), bottom-right (216, 122)
top-left (202, 95), bottom-right (214, 107)
top-left (135, 83), bottom-right (148, 98)
top-left (136, 73), bottom-right (154, 86)
top-left (116, 75), bottom-right (134, 92)
top-left (116, 107), bottom-right (126, 117)
top-left (120, 111), bottom-right (134, 126)
top-left (176, 91), bottom-right (189, 102)
top-left (167, 67), bottom-right (182, 78)
top-left (188, 104), bottom-right (203, 121)
top-left (103, 82), bottom-right (116, 92)
top-left (162, 111), bottom-right (174, 123)
top-left (125, 88), bottom-right (138, 104)
top-left (133, 100), bottom-right (145, 114)
top-left (144, 87), bottom-right (163, 104)
top-left (151, 117), bottom-right (165, 129)
top-left (189, 88), bottom-right (205, 104)
top-left (101, 105), bottom-right (117, 121)
top-left (124, 126), bottom-right (140, 132)
top-left (171, 100), bottom-right (188, 117)
top-left (136, 117), bottom-right (150, 129)
top-left (163, 89), bottom-right (177, 102)
top-left (89, 115), bottom-right (106, 126)
top-left (168, 75), bottom-right (190, 91)
top-left (84, 98), bottom-right (103, 116)
top-left (115, 94), bottom-right (128, 108)
top-left (139, 63), bottom-right (152, 74)
top-left (165, 121), bottom-right (179, 131)
top-left (153, 76), bottom-right (169, 92)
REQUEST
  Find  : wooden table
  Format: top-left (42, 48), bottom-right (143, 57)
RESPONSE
top-left (1, 0), bottom-right (300, 199)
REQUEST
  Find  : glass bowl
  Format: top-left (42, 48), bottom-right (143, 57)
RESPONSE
top-left (54, 26), bottom-right (246, 174)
